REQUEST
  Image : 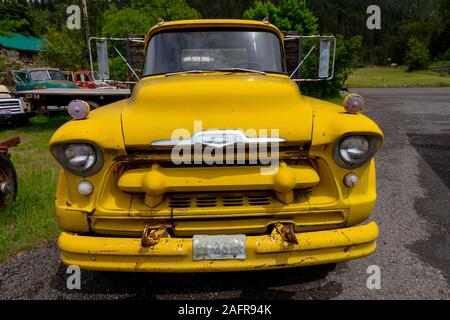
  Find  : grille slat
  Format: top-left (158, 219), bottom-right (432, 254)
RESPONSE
top-left (168, 192), bottom-right (273, 209)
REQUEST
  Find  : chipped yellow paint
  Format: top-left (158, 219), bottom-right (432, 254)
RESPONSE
top-left (118, 162), bottom-right (320, 207)
top-left (59, 222), bottom-right (379, 272)
top-left (50, 19), bottom-right (384, 272)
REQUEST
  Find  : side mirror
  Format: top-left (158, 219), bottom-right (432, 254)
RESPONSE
top-left (286, 35), bottom-right (336, 82)
top-left (318, 38), bottom-right (332, 79)
top-left (96, 40), bottom-right (110, 81)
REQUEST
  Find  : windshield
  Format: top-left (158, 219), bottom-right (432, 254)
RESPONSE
top-left (30, 70), bottom-right (66, 81)
top-left (144, 29), bottom-right (286, 76)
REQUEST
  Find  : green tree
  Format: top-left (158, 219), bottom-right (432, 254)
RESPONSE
top-left (131, 0), bottom-right (201, 22)
top-left (100, 0), bottom-right (201, 80)
top-left (245, 0), bottom-right (361, 97)
top-left (102, 5), bottom-right (152, 38)
top-left (102, 0), bottom-right (201, 37)
top-left (433, 0), bottom-right (450, 59)
top-left (440, 48), bottom-right (450, 61)
top-left (278, 0), bottom-right (318, 33)
top-left (0, 0), bottom-right (38, 36)
top-left (405, 36), bottom-right (431, 71)
top-left (243, 0), bottom-right (317, 34)
top-left (39, 27), bottom-right (88, 70)
top-left (188, 0), bottom-right (255, 19)
top-left (335, 35), bottom-right (363, 88)
top-left (0, 54), bottom-right (22, 74)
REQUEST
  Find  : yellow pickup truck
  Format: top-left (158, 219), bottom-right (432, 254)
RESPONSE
top-left (49, 19), bottom-right (383, 272)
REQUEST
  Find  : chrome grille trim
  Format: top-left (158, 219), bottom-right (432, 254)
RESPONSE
top-left (0, 99), bottom-right (23, 114)
top-left (168, 192), bottom-right (274, 209)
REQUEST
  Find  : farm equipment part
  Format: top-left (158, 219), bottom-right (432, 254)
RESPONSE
top-left (0, 137), bottom-right (20, 209)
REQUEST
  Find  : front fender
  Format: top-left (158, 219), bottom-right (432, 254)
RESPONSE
top-left (49, 100), bottom-right (127, 152)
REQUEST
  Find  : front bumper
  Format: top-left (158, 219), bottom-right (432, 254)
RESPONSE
top-left (59, 222), bottom-right (379, 272)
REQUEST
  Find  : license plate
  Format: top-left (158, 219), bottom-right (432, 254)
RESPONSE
top-left (193, 235), bottom-right (246, 261)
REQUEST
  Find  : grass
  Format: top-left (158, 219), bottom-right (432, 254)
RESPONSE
top-left (347, 66), bottom-right (450, 88)
top-left (430, 61), bottom-right (450, 68)
top-left (0, 116), bottom-right (69, 262)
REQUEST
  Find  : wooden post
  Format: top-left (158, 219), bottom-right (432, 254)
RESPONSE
top-left (82, 0), bottom-right (90, 47)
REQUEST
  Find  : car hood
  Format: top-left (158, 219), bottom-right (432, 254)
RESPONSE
top-left (121, 74), bottom-right (313, 148)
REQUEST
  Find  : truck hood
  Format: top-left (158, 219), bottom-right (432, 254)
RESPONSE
top-left (32, 80), bottom-right (77, 89)
top-left (122, 74), bottom-right (313, 148)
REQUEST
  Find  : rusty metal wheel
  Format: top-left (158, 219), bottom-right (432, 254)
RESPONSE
top-left (0, 153), bottom-right (17, 209)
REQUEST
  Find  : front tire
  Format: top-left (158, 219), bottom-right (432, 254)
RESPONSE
top-left (0, 153), bottom-right (18, 209)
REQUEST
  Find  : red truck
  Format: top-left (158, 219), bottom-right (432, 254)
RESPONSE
top-left (72, 70), bottom-right (115, 89)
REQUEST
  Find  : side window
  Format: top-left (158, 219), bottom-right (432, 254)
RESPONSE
top-left (14, 71), bottom-right (28, 83)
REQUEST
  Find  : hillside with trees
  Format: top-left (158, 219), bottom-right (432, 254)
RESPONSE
top-left (0, 0), bottom-right (449, 94)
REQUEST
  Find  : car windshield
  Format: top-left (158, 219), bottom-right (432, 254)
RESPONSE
top-left (144, 29), bottom-right (286, 76)
top-left (48, 70), bottom-right (66, 80)
top-left (30, 70), bottom-right (66, 81)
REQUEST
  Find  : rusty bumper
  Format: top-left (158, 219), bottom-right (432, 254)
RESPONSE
top-left (0, 136), bottom-right (21, 155)
top-left (58, 222), bottom-right (379, 272)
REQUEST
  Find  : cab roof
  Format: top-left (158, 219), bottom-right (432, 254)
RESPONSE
top-left (18, 68), bottom-right (61, 72)
top-left (144, 19), bottom-right (284, 44)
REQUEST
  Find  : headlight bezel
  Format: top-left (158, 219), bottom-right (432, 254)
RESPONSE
top-left (333, 134), bottom-right (382, 169)
top-left (51, 142), bottom-right (104, 177)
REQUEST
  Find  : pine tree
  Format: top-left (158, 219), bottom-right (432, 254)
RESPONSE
top-left (405, 36), bottom-right (431, 71)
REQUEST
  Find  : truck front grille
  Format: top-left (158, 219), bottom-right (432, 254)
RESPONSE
top-left (88, 157), bottom-right (346, 237)
top-left (168, 192), bottom-right (273, 209)
top-left (123, 145), bottom-right (310, 166)
top-left (0, 99), bottom-right (22, 114)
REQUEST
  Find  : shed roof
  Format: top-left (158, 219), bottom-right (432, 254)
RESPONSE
top-left (0, 33), bottom-right (43, 52)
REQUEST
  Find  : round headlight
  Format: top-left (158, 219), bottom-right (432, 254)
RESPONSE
top-left (339, 136), bottom-right (370, 164)
top-left (334, 135), bottom-right (379, 169)
top-left (64, 144), bottom-right (96, 171)
top-left (52, 142), bottom-right (103, 176)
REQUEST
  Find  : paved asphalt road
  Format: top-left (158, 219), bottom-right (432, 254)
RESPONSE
top-left (0, 88), bottom-right (449, 300)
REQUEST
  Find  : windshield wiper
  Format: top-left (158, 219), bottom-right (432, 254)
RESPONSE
top-left (213, 68), bottom-right (266, 75)
top-left (164, 68), bottom-right (267, 77)
top-left (165, 70), bottom-right (216, 77)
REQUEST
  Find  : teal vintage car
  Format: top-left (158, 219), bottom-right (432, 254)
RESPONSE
top-left (12, 68), bottom-right (78, 91)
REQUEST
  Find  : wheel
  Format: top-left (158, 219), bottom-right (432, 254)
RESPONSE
top-left (0, 153), bottom-right (18, 209)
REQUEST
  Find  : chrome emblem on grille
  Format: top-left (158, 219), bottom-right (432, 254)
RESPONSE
top-left (152, 130), bottom-right (285, 148)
